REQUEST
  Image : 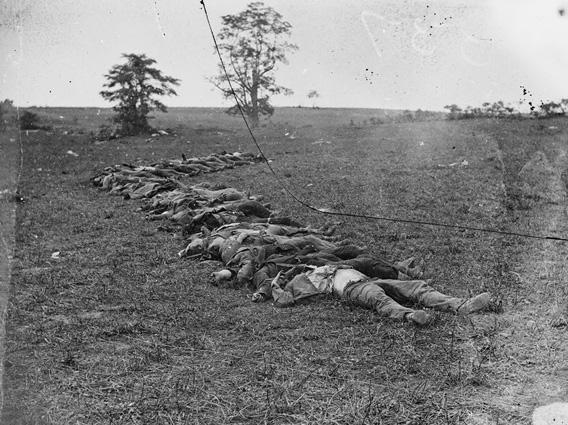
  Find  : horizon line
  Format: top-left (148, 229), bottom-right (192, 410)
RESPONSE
top-left (18, 105), bottom-right (448, 113)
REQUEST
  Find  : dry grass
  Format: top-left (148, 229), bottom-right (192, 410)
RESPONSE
top-left (3, 108), bottom-right (568, 424)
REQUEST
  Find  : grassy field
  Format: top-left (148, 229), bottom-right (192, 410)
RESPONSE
top-left (2, 107), bottom-right (568, 424)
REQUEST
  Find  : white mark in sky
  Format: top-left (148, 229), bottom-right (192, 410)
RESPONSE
top-left (360, 11), bottom-right (401, 58)
top-left (460, 36), bottom-right (489, 67)
top-left (153, 0), bottom-right (166, 38)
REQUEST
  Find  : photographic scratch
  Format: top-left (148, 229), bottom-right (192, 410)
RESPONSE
top-left (360, 11), bottom-right (402, 58)
top-left (153, 0), bottom-right (166, 38)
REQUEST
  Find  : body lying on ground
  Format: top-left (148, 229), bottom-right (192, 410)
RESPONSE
top-left (183, 222), bottom-right (487, 326)
top-left (93, 157), bottom-right (492, 326)
top-left (182, 221), bottom-right (421, 283)
top-left (272, 266), bottom-right (490, 325)
top-left (215, 264), bottom-right (490, 326)
top-left (92, 152), bottom-right (262, 198)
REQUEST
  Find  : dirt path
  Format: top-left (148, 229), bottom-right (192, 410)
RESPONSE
top-left (462, 136), bottom-right (568, 423)
top-left (0, 128), bottom-right (21, 416)
top-left (491, 147), bottom-right (568, 417)
top-left (462, 209), bottom-right (568, 424)
top-left (394, 122), bottom-right (568, 422)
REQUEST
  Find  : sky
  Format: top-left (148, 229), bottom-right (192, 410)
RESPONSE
top-left (1, 0), bottom-right (568, 111)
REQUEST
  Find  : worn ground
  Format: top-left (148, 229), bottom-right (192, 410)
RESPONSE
top-left (1, 107), bottom-right (567, 424)
top-left (0, 126), bottom-right (21, 418)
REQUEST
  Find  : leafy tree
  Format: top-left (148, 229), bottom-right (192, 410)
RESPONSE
top-left (211, 2), bottom-right (298, 127)
top-left (539, 101), bottom-right (565, 117)
top-left (100, 53), bottom-right (180, 135)
top-left (307, 90), bottom-right (320, 108)
top-left (0, 99), bottom-right (14, 130)
top-left (1, 99), bottom-right (14, 109)
top-left (489, 101), bottom-right (507, 117)
top-left (443, 104), bottom-right (462, 120)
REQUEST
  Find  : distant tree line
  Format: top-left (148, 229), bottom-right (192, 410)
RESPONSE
top-left (444, 101), bottom-right (519, 119)
top-left (0, 99), bottom-right (50, 131)
top-left (396, 109), bottom-right (443, 122)
top-left (348, 109), bottom-right (444, 127)
top-left (536, 100), bottom-right (568, 117)
top-left (444, 99), bottom-right (568, 120)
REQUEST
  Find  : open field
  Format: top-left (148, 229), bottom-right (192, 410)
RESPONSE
top-left (2, 107), bottom-right (568, 424)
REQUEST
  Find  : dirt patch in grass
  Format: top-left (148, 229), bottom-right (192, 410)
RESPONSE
top-left (2, 110), bottom-right (568, 424)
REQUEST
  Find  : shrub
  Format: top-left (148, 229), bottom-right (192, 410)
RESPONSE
top-left (91, 124), bottom-right (121, 141)
top-left (537, 101), bottom-right (566, 118)
top-left (19, 111), bottom-right (42, 130)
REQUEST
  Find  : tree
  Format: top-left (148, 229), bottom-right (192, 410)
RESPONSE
top-left (0, 99), bottom-right (14, 131)
top-left (539, 101), bottom-right (565, 117)
top-left (307, 90), bottom-right (320, 109)
top-left (1, 99), bottom-right (14, 109)
top-left (443, 104), bottom-right (462, 120)
top-left (100, 53), bottom-right (180, 135)
top-left (211, 2), bottom-right (298, 127)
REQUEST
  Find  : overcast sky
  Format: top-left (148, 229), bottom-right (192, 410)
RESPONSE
top-left (1, 0), bottom-right (568, 111)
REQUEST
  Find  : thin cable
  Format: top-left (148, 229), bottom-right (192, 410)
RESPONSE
top-left (199, 0), bottom-right (568, 243)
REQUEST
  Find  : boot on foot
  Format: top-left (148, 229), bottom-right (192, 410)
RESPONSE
top-left (405, 310), bottom-right (431, 326)
top-left (457, 292), bottom-right (491, 315)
